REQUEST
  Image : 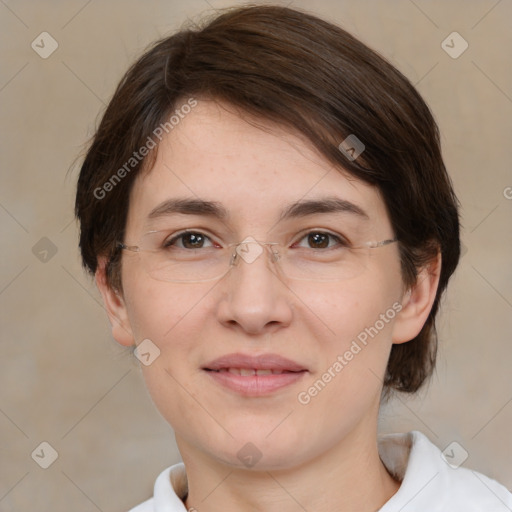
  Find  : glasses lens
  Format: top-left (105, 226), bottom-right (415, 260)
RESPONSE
top-left (280, 245), bottom-right (369, 281)
top-left (139, 231), bottom-right (229, 282)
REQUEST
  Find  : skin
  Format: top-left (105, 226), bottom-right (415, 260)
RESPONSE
top-left (96, 99), bottom-right (441, 512)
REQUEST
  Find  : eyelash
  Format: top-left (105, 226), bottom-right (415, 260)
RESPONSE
top-left (162, 229), bottom-right (350, 250)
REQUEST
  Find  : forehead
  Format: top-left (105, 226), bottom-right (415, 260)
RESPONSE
top-left (125, 99), bottom-right (391, 235)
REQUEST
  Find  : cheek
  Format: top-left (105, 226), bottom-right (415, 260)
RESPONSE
top-left (295, 276), bottom-right (401, 398)
top-left (122, 262), bottom-right (205, 343)
top-left (297, 277), bottom-right (399, 347)
top-left (123, 279), bottom-right (211, 419)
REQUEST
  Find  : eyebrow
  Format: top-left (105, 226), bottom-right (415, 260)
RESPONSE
top-left (279, 196), bottom-right (369, 222)
top-left (147, 198), bottom-right (229, 221)
top-left (146, 196), bottom-right (369, 223)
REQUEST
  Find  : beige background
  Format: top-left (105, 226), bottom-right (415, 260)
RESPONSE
top-left (1, 0), bottom-right (511, 510)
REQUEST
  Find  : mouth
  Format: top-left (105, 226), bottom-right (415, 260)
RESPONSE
top-left (204, 368), bottom-right (303, 376)
top-left (202, 353), bottom-right (308, 396)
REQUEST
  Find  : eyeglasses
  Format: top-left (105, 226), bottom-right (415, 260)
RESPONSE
top-left (117, 230), bottom-right (398, 283)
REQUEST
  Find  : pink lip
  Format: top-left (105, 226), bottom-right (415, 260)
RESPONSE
top-left (203, 353), bottom-right (308, 396)
top-left (204, 353), bottom-right (307, 372)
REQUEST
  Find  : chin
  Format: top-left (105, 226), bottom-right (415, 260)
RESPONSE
top-left (213, 444), bottom-right (306, 472)
top-left (206, 423), bottom-right (310, 471)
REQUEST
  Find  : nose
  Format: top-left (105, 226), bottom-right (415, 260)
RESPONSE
top-left (215, 240), bottom-right (293, 335)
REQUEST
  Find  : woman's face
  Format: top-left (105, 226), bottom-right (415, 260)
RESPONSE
top-left (116, 99), bottom-right (407, 470)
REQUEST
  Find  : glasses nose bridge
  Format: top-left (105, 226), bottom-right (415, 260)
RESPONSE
top-left (230, 237), bottom-right (280, 270)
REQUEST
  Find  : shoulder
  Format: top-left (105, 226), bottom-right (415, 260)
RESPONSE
top-left (379, 431), bottom-right (512, 511)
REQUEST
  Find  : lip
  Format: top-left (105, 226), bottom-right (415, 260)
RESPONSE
top-left (204, 353), bottom-right (307, 372)
top-left (203, 353), bottom-right (308, 396)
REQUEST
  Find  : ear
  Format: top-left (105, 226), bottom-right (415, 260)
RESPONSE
top-left (392, 251), bottom-right (442, 344)
top-left (95, 257), bottom-right (136, 347)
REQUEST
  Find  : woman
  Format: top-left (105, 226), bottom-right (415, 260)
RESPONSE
top-left (75, 5), bottom-right (512, 511)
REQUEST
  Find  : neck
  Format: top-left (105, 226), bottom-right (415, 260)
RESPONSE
top-left (177, 422), bottom-right (399, 512)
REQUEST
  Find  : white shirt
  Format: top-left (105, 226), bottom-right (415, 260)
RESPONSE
top-left (129, 431), bottom-right (512, 511)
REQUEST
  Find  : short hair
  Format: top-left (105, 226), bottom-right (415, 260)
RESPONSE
top-left (75, 5), bottom-right (461, 396)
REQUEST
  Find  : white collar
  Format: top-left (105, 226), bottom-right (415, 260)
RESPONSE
top-left (132, 431), bottom-right (512, 511)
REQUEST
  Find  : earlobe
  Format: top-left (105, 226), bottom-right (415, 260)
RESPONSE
top-left (392, 252), bottom-right (442, 345)
top-left (95, 258), bottom-right (136, 347)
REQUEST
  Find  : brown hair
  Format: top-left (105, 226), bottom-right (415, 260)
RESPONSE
top-left (75, 5), bottom-right (460, 396)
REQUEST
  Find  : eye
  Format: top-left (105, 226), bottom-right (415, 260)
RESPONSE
top-left (292, 231), bottom-right (348, 250)
top-left (163, 231), bottom-right (216, 250)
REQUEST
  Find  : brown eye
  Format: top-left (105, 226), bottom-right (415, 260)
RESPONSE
top-left (181, 232), bottom-right (206, 248)
top-left (294, 231), bottom-right (347, 250)
top-left (164, 231), bottom-right (213, 249)
top-left (308, 232), bottom-right (329, 248)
